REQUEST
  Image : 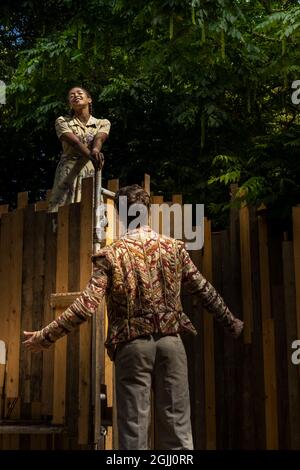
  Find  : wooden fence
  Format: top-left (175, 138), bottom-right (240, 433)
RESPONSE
top-left (0, 175), bottom-right (300, 449)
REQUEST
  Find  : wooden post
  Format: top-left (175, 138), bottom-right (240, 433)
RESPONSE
top-left (239, 205), bottom-right (253, 344)
top-left (17, 192), bottom-right (28, 209)
top-left (6, 209), bottom-right (24, 398)
top-left (52, 205), bottom-right (69, 425)
top-left (143, 174), bottom-right (150, 195)
top-left (262, 318), bottom-right (278, 449)
top-left (105, 179), bottom-right (119, 450)
top-left (41, 212), bottom-right (57, 416)
top-left (78, 178), bottom-right (93, 445)
top-left (258, 214), bottom-right (278, 449)
top-left (0, 205), bottom-right (9, 218)
top-left (202, 218), bottom-right (216, 450)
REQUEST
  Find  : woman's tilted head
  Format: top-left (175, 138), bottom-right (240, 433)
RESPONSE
top-left (67, 86), bottom-right (92, 114)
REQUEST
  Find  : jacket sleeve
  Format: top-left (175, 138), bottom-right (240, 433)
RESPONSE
top-left (36, 254), bottom-right (111, 347)
top-left (178, 241), bottom-right (237, 329)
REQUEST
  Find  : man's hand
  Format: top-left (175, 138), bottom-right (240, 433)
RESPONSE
top-left (226, 318), bottom-right (244, 339)
top-left (91, 149), bottom-right (104, 170)
top-left (23, 331), bottom-right (50, 353)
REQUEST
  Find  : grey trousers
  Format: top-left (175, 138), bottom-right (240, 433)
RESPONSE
top-left (115, 334), bottom-right (194, 450)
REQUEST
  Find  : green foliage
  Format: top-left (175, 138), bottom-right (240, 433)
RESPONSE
top-left (0, 0), bottom-right (300, 227)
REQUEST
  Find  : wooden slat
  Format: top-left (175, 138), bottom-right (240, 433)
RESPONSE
top-left (202, 218), bottom-right (216, 449)
top-left (239, 206), bottom-right (253, 344)
top-left (104, 179), bottom-right (119, 450)
top-left (35, 201), bottom-right (48, 212)
top-left (31, 212), bottom-right (46, 403)
top-left (41, 212), bottom-right (57, 416)
top-left (283, 241), bottom-right (300, 449)
top-left (52, 205), bottom-right (69, 424)
top-left (262, 318), bottom-right (278, 449)
top-left (0, 214), bottom-right (11, 347)
top-left (6, 209), bottom-right (24, 398)
top-left (292, 206), bottom-right (300, 376)
top-left (171, 194), bottom-right (183, 239)
top-left (0, 424), bottom-right (64, 434)
top-left (66, 203), bottom-right (80, 449)
top-left (50, 292), bottom-right (81, 307)
top-left (0, 205), bottom-right (9, 217)
top-left (19, 206), bottom-right (35, 427)
top-left (258, 215), bottom-right (271, 320)
top-left (143, 174), bottom-right (150, 195)
top-left (151, 195), bottom-right (164, 235)
top-left (78, 177), bottom-right (93, 445)
top-left (17, 192), bottom-right (28, 209)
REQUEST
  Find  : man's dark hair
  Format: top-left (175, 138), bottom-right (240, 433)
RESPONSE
top-left (114, 184), bottom-right (150, 212)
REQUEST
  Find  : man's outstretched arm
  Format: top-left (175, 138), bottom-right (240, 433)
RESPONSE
top-left (178, 242), bottom-right (243, 338)
top-left (23, 255), bottom-right (110, 352)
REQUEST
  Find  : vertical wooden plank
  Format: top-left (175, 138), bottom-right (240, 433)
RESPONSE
top-left (6, 208), bottom-right (24, 398)
top-left (17, 192), bottom-right (28, 209)
top-left (66, 203), bottom-right (80, 449)
top-left (0, 214), bottom-right (11, 347)
top-left (171, 194), bottom-right (183, 239)
top-left (31, 211), bottom-right (46, 403)
top-left (52, 204), bottom-right (69, 425)
top-left (292, 206), bottom-right (300, 377)
top-left (268, 231), bottom-right (288, 450)
top-left (0, 205), bottom-right (9, 217)
top-left (19, 206), bottom-right (35, 427)
top-left (262, 318), bottom-right (278, 449)
top-left (212, 232), bottom-right (226, 449)
top-left (248, 208), bottom-right (265, 449)
top-left (202, 218), bottom-right (216, 450)
top-left (143, 174), bottom-right (150, 195)
top-left (105, 179), bottom-right (119, 450)
top-left (78, 177), bottom-right (93, 445)
top-left (283, 241), bottom-right (300, 449)
top-left (185, 246), bottom-right (205, 450)
top-left (35, 201), bottom-right (48, 212)
top-left (151, 195), bottom-right (164, 235)
top-left (239, 206), bottom-right (253, 344)
top-left (41, 212), bottom-right (57, 416)
top-left (258, 215), bottom-right (271, 321)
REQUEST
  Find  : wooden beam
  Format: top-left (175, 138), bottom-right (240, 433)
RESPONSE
top-left (0, 424), bottom-right (65, 434)
top-left (50, 292), bottom-right (81, 308)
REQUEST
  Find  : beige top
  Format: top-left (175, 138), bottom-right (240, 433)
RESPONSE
top-left (55, 115), bottom-right (111, 158)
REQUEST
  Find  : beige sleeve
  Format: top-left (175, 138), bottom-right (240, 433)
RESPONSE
top-left (55, 116), bottom-right (73, 139)
top-left (97, 119), bottom-right (111, 136)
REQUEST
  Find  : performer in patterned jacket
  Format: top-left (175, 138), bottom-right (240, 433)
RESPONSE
top-left (23, 184), bottom-right (243, 450)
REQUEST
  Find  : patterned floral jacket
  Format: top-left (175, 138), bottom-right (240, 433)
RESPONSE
top-left (37, 226), bottom-right (241, 359)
